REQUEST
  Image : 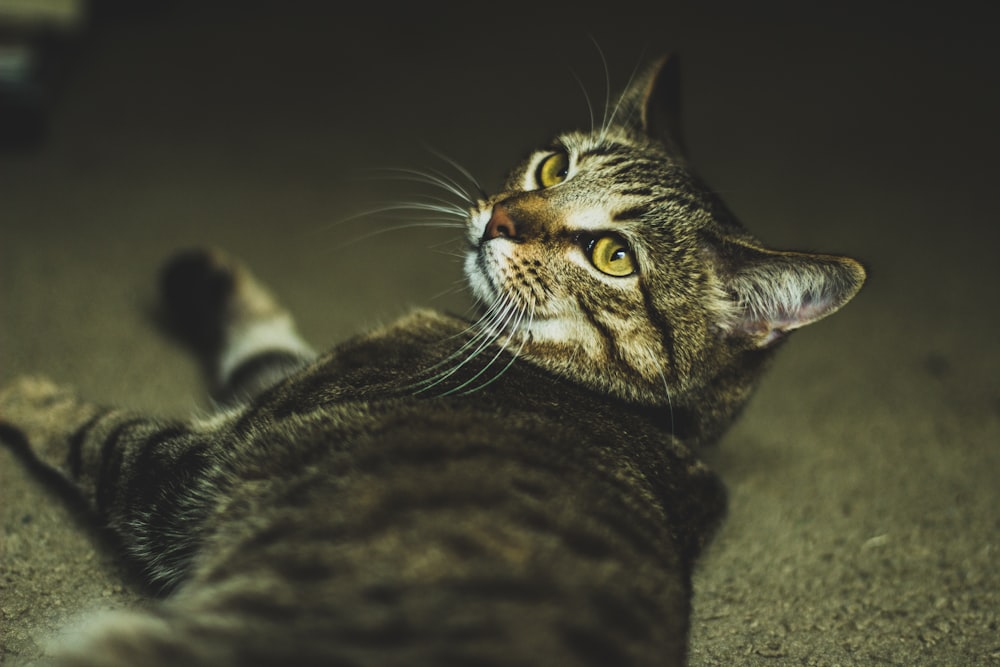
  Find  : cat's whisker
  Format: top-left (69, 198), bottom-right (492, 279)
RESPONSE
top-left (458, 301), bottom-right (536, 396)
top-left (381, 199), bottom-right (468, 219)
top-left (590, 36), bottom-right (613, 143)
top-left (421, 143), bottom-right (489, 201)
top-left (419, 295), bottom-right (523, 395)
top-left (431, 248), bottom-right (470, 262)
top-left (366, 166), bottom-right (475, 206)
top-left (314, 200), bottom-right (467, 251)
top-left (568, 65), bottom-right (597, 138)
top-left (333, 221), bottom-right (465, 251)
top-left (441, 300), bottom-right (531, 397)
top-left (439, 295), bottom-right (508, 343)
top-left (314, 202), bottom-right (464, 233)
top-left (408, 297), bottom-right (517, 393)
top-left (426, 280), bottom-right (470, 303)
top-left (451, 289), bottom-right (491, 320)
top-left (454, 297), bottom-right (517, 352)
top-left (602, 57), bottom-right (644, 142)
top-left (656, 365), bottom-right (677, 438)
top-left (427, 295), bottom-right (504, 349)
top-left (388, 193), bottom-right (470, 218)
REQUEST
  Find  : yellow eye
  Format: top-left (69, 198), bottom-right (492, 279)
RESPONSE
top-left (590, 236), bottom-right (635, 277)
top-left (536, 151), bottom-right (569, 188)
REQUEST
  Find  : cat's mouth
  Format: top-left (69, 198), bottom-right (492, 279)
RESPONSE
top-left (466, 245), bottom-right (513, 307)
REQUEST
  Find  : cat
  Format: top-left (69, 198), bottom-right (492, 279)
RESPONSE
top-left (0, 55), bottom-right (865, 666)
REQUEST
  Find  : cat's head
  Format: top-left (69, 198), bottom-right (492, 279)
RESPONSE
top-left (463, 56), bottom-right (865, 442)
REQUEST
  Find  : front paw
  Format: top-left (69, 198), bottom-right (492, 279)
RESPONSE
top-left (160, 248), bottom-right (238, 353)
top-left (0, 375), bottom-right (99, 470)
top-left (160, 248), bottom-right (285, 356)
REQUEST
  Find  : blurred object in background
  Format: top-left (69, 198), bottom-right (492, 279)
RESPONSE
top-left (0, 0), bottom-right (86, 152)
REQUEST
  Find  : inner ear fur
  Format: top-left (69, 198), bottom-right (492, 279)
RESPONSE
top-left (716, 239), bottom-right (867, 347)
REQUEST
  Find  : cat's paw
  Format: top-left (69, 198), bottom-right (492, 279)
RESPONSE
top-left (0, 375), bottom-right (99, 469)
top-left (160, 248), bottom-right (284, 354)
top-left (0, 375), bottom-right (72, 422)
top-left (161, 248), bottom-right (239, 352)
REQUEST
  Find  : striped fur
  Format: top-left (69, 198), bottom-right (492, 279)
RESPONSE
top-left (0, 57), bottom-right (865, 666)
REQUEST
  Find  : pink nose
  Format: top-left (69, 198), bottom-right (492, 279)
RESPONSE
top-left (483, 204), bottom-right (518, 241)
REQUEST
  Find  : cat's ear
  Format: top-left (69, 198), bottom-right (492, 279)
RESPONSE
top-left (714, 240), bottom-right (867, 347)
top-left (619, 55), bottom-right (687, 158)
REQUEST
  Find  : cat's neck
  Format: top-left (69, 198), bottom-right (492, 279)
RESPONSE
top-left (509, 327), bottom-right (774, 449)
top-left (351, 309), bottom-right (767, 449)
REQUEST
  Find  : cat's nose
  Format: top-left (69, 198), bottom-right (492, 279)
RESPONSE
top-left (483, 204), bottom-right (519, 241)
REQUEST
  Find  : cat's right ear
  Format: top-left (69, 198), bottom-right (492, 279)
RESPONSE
top-left (713, 240), bottom-right (867, 348)
top-left (620, 55), bottom-right (687, 158)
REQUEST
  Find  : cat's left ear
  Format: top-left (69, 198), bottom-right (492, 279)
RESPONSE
top-left (715, 240), bottom-right (867, 347)
top-left (620, 54), bottom-right (687, 158)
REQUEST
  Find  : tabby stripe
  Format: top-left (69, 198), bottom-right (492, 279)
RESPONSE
top-left (267, 368), bottom-right (344, 422)
top-left (147, 442), bottom-right (213, 521)
top-left (67, 409), bottom-right (112, 479)
top-left (588, 589), bottom-right (652, 640)
top-left (334, 617), bottom-right (414, 649)
top-left (95, 418), bottom-right (147, 513)
top-left (444, 575), bottom-right (556, 603)
top-left (126, 427), bottom-right (200, 513)
top-left (590, 503), bottom-right (662, 559)
top-left (613, 205), bottom-right (650, 222)
top-left (269, 556), bottom-right (338, 583)
top-left (597, 156), bottom-right (630, 169)
top-left (666, 194), bottom-right (708, 216)
top-left (517, 498), bottom-right (661, 562)
top-left (580, 144), bottom-right (626, 159)
top-left (560, 622), bottom-right (632, 667)
top-left (607, 162), bottom-right (655, 181)
top-left (348, 496), bottom-right (506, 546)
top-left (619, 186), bottom-right (655, 197)
top-left (353, 441), bottom-right (503, 473)
top-left (639, 278), bottom-right (676, 378)
top-left (232, 402), bottom-right (266, 438)
top-left (136, 442), bottom-right (215, 579)
top-left (229, 367), bottom-right (326, 436)
top-left (575, 294), bottom-right (626, 371)
top-left (223, 350), bottom-right (309, 404)
top-left (559, 526), bottom-right (615, 559)
top-left (211, 592), bottom-right (299, 622)
top-left (440, 532), bottom-right (490, 560)
top-left (127, 426), bottom-right (191, 496)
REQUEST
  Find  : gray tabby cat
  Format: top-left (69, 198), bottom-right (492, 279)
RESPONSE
top-left (0, 56), bottom-right (865, 666)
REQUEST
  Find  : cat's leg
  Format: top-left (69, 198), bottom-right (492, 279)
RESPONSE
top-left (0, 376), bottom-right (218, 590)
top-left (161, 248), bottom-right (316, 407)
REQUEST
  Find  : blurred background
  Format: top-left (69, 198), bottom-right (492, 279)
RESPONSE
top-left (1, 1), bottom-right (998, 665)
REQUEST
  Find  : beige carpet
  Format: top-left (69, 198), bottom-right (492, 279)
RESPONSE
top-left (2, 3), bottom-right (997, 665)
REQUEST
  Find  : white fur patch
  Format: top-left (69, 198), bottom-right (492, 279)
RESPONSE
top-left (219, 315), bottom-right (314, 384)
top-left (522, 316), bottom-right (594, 345)
top-left (41, 606), bottom-right (173, 664)
top-left (563, 207), bottom-right (613, 232)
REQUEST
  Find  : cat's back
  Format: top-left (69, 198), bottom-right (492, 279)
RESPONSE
top-left (176, 310), bottom-right (725, 666)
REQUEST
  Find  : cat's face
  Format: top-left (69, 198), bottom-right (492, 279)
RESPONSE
top-left (462, 57), bottom-right (865, 415)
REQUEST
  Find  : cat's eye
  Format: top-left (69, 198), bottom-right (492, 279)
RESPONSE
top-left (589, 235), bottom-right (636, 277)
top-left (536, 151), bottom-right (569, 188)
